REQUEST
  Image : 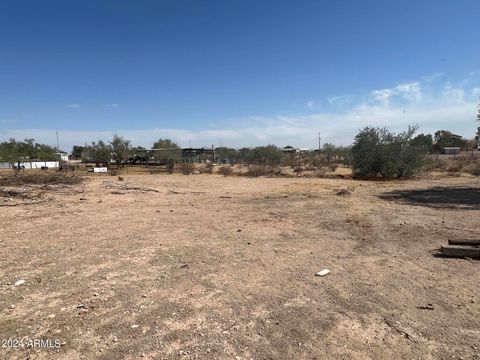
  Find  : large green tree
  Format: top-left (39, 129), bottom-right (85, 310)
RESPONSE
top-left (351, 126), bottom-right (426, 178)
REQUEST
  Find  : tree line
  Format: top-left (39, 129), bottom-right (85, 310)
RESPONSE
top-left (0, 127), bottom-right (474, 178)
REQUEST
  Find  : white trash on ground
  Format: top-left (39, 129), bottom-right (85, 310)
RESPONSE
top-left (315, 269), bottom-right (330, 276)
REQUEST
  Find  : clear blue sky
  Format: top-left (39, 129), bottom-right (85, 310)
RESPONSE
top-left (0, 0), bottom-right (479, 150)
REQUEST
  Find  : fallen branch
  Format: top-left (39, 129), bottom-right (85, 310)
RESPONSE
top-left (221, 320), bottom-right (238, 333)
top-left (168, 189), bottom-right (185, 195)
top-left (0, 200), bottom-right (47, 207)
top-left (104, 181), bottom-right (159, 193)
top-left (167, 189), bottom-right (206, 195)
top-left (384, 318), bottom-right (418, 343)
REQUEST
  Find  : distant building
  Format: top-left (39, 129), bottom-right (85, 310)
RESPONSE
top-left (56, 152), bottom-right (69, 161)
top-left (282, 146), bottom-right (310, 154)
top-left (282, 145), bottom-right (296, 153)
top-left (443, 147), bottom-right (461, 155)
top-left (181, 148), bottom-right (214, 163)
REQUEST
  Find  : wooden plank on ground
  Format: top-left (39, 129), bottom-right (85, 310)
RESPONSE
top-left (448, 239), bottom-right (480, 246)
top-left (441, 245), bottom-right (480, 259)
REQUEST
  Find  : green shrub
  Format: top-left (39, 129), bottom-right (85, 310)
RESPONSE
top-left (351, 126), bottom-right (426, 178)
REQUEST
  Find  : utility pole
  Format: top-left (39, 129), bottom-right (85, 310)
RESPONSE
top-left (56, 131), bottom-right (60, 151)
top-left (318, 132), bottom-right (321, 151)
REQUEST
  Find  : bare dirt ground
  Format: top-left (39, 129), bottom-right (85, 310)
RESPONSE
top-left (0, 173), bottom-right (479, 359)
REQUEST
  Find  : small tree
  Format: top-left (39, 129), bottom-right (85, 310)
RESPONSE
top-left (110, 134), bottom-right (131, 165)
top-left (322, 143), bottom-right (336, 162)
top-left (351, 125), bottom-right (426, 178)
top-left (83, 141), bottom-right (112, 166)
top-left (250, 145), bottom-right (282, 165)
top-left (215, 147), bottom-right (239, 163)
top-left (334, 146), bottom-right (352, 166)
top-left (34, 143), bottom-right (58, 161)
top-left (71, 145), bottom-right (85, 160)
top-left (0, 138), bottom-right (57, 169)
top-left (152, 138), bottom-right (181, 164)
top-left (0, 138), bottom-right (23, 169)
top-left (411, 133), bottom-right (433, 152)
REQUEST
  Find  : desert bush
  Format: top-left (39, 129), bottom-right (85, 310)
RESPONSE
top-left (218, 165), bottom-right (234, 177)
top-left (205, 163), bottom-right (214, 174)
top-left (465, 163), bottom-right (480, 176)
top-left (303, 165), bottom-right (317, 171)
top-left (180, 162), bottom-right (195, 175)
top-left (352, 126), bottom-right (426, 178)
top-left (198, 164), bottom-right (213, 174)
top-left (246, 145), bottom-right (283, 165)
top-left (471, 165), bottom-right (480, 176)
top-left (166, 160), bottom-right (175, 174)
top-left (245, 165), bottom-right (269, 177)
top-left (329, 164), bottom-right (338, 172)
top-left (422, 157), bottom-right (440, 171)
top-left (423, 156), bottom-right (480, 175)
top-left (446, 164), bottom-right (461, 173)
top-left (314, 167), bottom-right (329, 178)
top-left (293, 166), bottom-right (303, 173)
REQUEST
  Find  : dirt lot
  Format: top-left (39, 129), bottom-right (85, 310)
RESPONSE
top-left (0, 173), bottom-right (479, 359)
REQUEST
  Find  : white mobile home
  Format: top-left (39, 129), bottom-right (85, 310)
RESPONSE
top-left (0, 161), bottom-right (60, 169)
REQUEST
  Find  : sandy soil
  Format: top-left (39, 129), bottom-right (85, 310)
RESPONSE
top-left (0, 173), bottom-right (479, 359)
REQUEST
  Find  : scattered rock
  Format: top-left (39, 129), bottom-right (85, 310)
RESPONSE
top-left (79, 198), bottom-right (87, 201)
top-left (118, 176), bottom-right (124, 181)
top-left (113, 336), bottom-right (118, 342)
top-left (131, 324), bottom-right (139, 329)
top-left (14, 279), bottom-right (26, 286)
top-left (315, 269), bottom-right (330, 276)
top-left (336, 189), bottom-right (351, 196)
top-left (9, 304), bottom-right (15, 309)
